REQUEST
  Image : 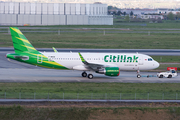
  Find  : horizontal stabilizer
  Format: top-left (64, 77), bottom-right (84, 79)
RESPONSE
top-left (6, 53), bottom-right (29, 60)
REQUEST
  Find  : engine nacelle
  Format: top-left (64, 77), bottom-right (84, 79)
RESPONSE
top-left (97, 67), bottom-right (120, 76)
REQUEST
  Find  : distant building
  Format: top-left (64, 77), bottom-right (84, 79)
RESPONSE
top-left (157, 8), bottom-right (168, 14)
top-left (141, 14), bottom-right (164, 19)
top-left (0, 2), bottom-right (113, 25)
top-left (121, 8), bottom-right (180, 15)
top-left (122, 9), bottom-right (158, 15)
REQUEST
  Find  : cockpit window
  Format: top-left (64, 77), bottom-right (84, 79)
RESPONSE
top-left (148, 58), bottom-right (153, 61)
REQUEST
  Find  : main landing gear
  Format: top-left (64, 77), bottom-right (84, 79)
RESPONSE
top-left (82, 72), bottom-right (87, 77)
top-left (82, 72), bottom-right (93, 79)
top-left (137, 70), bottom-right (141, 78)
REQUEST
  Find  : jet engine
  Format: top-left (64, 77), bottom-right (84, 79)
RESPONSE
top-left (96, 67), bottom-right (120, 76)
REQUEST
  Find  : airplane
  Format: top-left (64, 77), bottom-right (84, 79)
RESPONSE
top-left (6, 27), bottom-right (159, 79)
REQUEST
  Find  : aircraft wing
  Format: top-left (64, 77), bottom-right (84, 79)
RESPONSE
top-left (78, 52), bottom-right (117, 71)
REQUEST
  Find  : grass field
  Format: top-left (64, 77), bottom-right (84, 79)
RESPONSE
top-left (0, 83), bottom-right (180, 93)
top-left (152, 56), bottom-right (180, 63)
top-left (1, 32), bottom-right (180, 49)
top-left (0, 82), bottom-right (180, 100)
top-left (1, 21), bottom-right (180, 49)
top-left (1, 83), bottom-right (180, 100)
top-left (113, 19), bottom-right (180, 28)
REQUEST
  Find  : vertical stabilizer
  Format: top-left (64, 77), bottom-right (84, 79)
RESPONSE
top-left (9, 27), bottom-right (38, 53)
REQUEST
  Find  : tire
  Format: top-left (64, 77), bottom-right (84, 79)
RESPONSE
top-left (88, 74), bottom-right (93, 79)
top-left (82, 72), bottom-right (87, 77)
top-left (137, 74), bottom-right (141, 78)
top-left (159, 74), bottom-right (163, 78)
top-left (168, 74), bottom-right (172, 78)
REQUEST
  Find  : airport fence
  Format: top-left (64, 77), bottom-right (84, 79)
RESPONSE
top-left (0, 92), bottom-right (179, 100)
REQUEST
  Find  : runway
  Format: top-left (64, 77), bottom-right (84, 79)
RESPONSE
top-left (0, 68), bottom-right (180, 83)
top-left (0, 48), bottom-right (180, 83)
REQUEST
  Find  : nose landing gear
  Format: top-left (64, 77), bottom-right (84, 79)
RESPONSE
top-left (137, 70), bottom-right (141, 78)
top-left (137, 74), bottom-right (141, 78)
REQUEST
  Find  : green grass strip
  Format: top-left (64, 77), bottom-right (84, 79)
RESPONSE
top-left (0, 83), bottom-right (180, 93)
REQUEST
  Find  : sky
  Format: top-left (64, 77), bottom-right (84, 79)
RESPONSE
top-left (2, 0), bottom-right (180, 9)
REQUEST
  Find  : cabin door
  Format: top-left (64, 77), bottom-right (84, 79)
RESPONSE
top-left (138, 56), bottom-right (143, 65)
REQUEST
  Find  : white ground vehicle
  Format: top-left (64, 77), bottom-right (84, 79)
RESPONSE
top-left (157, 69), bottom-right (177, 78)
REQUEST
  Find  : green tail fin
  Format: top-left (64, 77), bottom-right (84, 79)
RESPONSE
top-left (9, 27), bottom-right (38, 53)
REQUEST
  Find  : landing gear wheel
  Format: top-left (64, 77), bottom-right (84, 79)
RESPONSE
top-left (137, 70), bottom-right (141, 78)
top-left (168, 74), bottom-right (172, 78)
top-left (159, 74), bottom-right (163, 78)
top-left (137, 74), bottom-right (141, 78)
top-left (88, 74), bottom-right (93, 79)
top-left (82, 72), bottom-right (87, 77)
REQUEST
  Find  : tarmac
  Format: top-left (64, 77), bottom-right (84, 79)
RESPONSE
top-left (0, 68), bottom-right (179, 83)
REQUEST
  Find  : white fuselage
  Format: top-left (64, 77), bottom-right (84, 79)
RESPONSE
top-left (41, 52), bottom-right (159, 71)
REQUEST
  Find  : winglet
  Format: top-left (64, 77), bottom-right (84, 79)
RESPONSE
top-left (78, 52), bottom-right (88, 64)
top-left (52, 47), bottom-right (58, 53)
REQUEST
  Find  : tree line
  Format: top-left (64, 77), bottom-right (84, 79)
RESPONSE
top-left (166, 12), bottom-right (180, 20)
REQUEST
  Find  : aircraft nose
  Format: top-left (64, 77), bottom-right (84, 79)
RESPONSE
top-left (154, 61), bottom-right (159, 68)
